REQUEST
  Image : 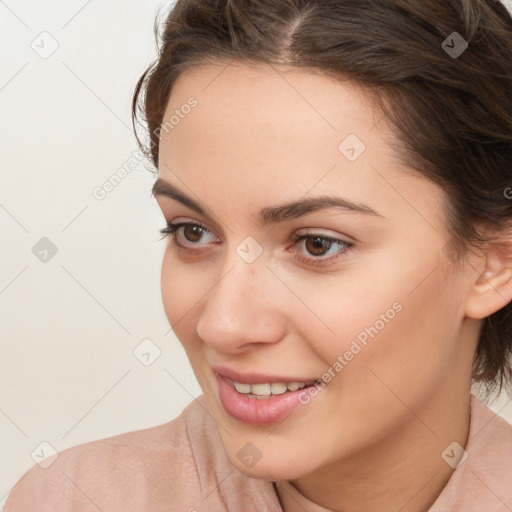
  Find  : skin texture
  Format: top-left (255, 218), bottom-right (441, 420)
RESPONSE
top-left (154, 62), bottom-right (512, 512)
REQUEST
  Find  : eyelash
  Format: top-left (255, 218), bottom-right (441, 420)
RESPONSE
top-left (158, 221), bottom-right (353, 267)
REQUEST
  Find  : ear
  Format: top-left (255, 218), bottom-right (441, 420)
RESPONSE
top-left (464, 239), bottom-right (512, 320)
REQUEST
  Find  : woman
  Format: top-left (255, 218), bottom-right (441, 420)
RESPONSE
top-left (5, 0), bottom-right (512, 510)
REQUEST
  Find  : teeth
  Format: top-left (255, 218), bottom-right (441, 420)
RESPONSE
top-left (234, 382), bottom-right (251, 394)
top-left (251, 383), bottom-right (271, 395)
top-left (232, 379), bottom-right (311, 396)
top-left (270, 383), bottom-right (288, 394)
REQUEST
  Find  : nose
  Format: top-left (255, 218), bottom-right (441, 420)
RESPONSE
top-left (196, 253), bottom-right (287, 354)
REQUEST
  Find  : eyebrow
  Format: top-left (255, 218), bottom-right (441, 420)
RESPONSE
top-left (151, 178), bottom-right (384, 224)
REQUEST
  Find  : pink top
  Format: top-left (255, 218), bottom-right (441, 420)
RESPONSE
top-left (4, 393), bottom-right (512, 511)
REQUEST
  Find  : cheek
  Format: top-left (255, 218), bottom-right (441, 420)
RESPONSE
top-left (283, 265), bottom-right (462, 459)
top-left (160, 251), bottom-right (201, 344)
top-left (283, 266), bottom-right (405, 364)
top-left (302, 262), bottom-right (461, 410)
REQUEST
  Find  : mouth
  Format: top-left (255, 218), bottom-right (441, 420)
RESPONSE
top-left (214, 371), bottom-right (324, 425)
top-left (227, 377), bottom-right (321, 398)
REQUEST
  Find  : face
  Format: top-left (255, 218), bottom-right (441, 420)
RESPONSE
top-left (154, 62), bottom-right (478, 481)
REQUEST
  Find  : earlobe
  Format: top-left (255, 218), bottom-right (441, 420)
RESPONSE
top-left (465, 265), bottom-right (512, 320)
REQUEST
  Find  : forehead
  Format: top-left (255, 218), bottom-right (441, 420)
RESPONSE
top-left (160, 61), bottom-right (387, 180)
top-left (157, 61), bottom-right (446, 232)
top-left (162, 61), bottom-right (380, 155)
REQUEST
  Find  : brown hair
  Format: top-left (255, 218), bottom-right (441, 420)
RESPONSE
top-left (132, 0), bottom-right (512, 401)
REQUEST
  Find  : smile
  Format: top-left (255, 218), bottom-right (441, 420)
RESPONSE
top-left (215, 373), bottom-right (323, 425)
top-left (232, 379), bottom-right (318, 398)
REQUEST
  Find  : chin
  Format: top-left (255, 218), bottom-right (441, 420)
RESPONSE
top-left (226, 447), bottom-right (316, 481)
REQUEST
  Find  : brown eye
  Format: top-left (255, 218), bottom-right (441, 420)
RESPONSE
top-left (158, 221), bottom-right (219, 246)
top-left (158, 222), bottom-right (353, 267)
top-left (292, 233), bottom-right (353, 267)
top-left (183, 224), bottom-right (205, 243)
top-left (304, 236), bottom-right (333, 257)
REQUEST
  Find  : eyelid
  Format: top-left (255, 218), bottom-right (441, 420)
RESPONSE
top-left (290, 233), bottom-right (353, 267)
top-left (293, 227), bottom-right (355, 245)
top-left (159, 220), bottom-right (219, 243)
top-left (163, 217), bottom-right (353, 243)
top-left (159, 219), bottom-right (353, 266)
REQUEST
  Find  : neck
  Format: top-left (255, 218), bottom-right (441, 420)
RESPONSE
top-left (276, 386), bottom-right (472, 512)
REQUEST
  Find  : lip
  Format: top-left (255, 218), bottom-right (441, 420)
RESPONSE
top-left (215, 373), bottom-right (319, 425)
top-left (212, 364), bottom-right (319, 385)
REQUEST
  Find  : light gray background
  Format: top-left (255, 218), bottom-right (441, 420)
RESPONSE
top-left (1, 0), bottom-right (202, 506)
top-left (1, 0), bottom-right (512, 508)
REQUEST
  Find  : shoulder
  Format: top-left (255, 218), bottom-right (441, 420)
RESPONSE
top-left (431, 394), bottom-right (512, 512)
top-left (468, 393), bottom-right (512, 461)
top-left (469, 394), bottom-right (512, 479)
top-left (3, 396), bottom-right (240, 512)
